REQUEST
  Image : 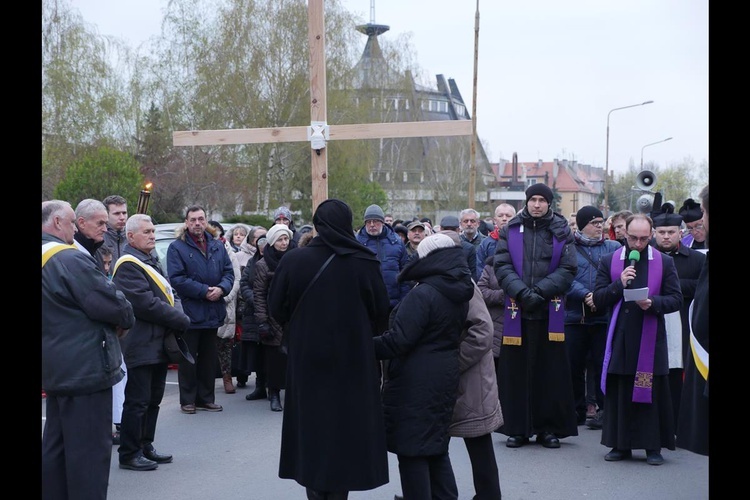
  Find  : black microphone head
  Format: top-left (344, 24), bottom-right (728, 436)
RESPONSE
top-left (628, 250), bottom-right (641, 262)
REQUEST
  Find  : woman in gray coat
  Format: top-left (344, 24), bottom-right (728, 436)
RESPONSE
top-left (449, 282), bottom-right (503, 499)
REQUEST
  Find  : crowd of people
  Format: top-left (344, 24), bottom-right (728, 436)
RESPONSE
top-left (42, 184), bottom-right (709, 499)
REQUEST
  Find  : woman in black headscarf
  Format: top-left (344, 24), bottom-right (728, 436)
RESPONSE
top-left (268, 199), bottom-right (391, 500)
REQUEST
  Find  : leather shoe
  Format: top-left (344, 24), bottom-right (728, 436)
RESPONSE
top-left (646, 449), bottom-right (664, 465)
top-left (143, 445), bottom-right (173, 464)
top-left (245, 387), bottom-right (267, 400)
top-left (604, 448), bottom-right (632, 461)
top-left (537, 432), bottom-right (560, 448)
top-left (506, 435), bottom-right (529, 448)
top-left (181, 404), bottom-right (196, 414)
top-left (196, 402), bottom-right (223, 412)
top-left (119, 455), bottom-right (158, 471)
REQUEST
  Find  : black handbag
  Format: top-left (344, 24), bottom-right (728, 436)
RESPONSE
top-left (164, 330), bottom-right (195, 364)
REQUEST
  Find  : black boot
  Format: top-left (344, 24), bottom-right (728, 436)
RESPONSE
top-left (245, 375), bottom-right (267, 400)
top-left (305, 489), bottom-right (348, 500)
top-left (306, 489), bottom-right (325, 500)
top-left (269, 389), bottom-right (283, 412)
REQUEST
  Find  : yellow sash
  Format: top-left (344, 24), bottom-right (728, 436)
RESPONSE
top-left (687, 299), bottom-right (708, 381)
top-left (112, 254), bottom-right (174, 306)
top-left (42, 241), bottom-right (77, 268)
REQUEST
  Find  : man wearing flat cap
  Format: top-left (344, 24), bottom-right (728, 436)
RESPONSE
top-left (679, 199), bottom-right (706, 251)
top-left (651, 210), bottom-right (706, 429)
top-left (440, 215), bottom-right (477, 280)
top-left (493, 182), bottom-right (579, 449)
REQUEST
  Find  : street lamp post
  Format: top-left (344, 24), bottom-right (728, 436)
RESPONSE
top-left (640, 137), bottom-right (673, 169)
top-left (604, 100), bottom-right (654, 216)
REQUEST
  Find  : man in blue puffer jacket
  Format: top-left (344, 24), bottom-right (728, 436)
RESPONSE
top-left (167, 205), bottom-right (234, 414)
top-left (356, 204), bottom-right (410, 310)
top-left (563, 205), bottom-right (621, 429)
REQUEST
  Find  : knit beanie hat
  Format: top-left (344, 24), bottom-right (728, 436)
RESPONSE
top-left (417, 233), bottom-right (456, 258)
top-left (678, 199), bottom-right (702, 223)
top-left (575, 205), bottom-right (603, 230)
top-left (266, 223), bottom-right (293, 246)
top-left (363, 204), bottom-right (385, 223)
top-left (273, 206), bottom-right (293, 222)
top-left (525, 183), bottom-right (554, 204)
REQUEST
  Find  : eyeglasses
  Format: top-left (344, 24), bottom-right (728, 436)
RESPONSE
top-left (626, 234), bottom-right (651, 244)
top-left (588, 220), bottom-right (604, 227)
top-left (686, 224), bottom-right (704, 233)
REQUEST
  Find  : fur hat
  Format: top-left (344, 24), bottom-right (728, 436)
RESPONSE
top-left (678, 198), bottom-right (703, 223)
top-left (525, 183), bottom-right (554, 204)
top-left (363, 204), bottom-right (385, 223)
top-left (417, 233), bottom-right (456, 258)
top-left (207, 220), bottom-right (225, 237)
top-left (266, 223), bottom-right (293, 246)
top-left (575, 205), bottom-right (603, 231)
top-left (273, 206), bottom-right (293, 222)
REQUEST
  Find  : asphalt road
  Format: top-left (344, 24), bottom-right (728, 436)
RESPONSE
top-left (42, 369), bottom-right (709, 499)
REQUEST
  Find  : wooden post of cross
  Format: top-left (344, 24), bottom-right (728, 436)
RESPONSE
top-left (173, 0), bottom-right (473, 215)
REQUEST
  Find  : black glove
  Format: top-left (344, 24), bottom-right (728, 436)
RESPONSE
top-left (519, 288), bottom-right (545, 312)
top-left (258, 323), bottom-right (272, 342)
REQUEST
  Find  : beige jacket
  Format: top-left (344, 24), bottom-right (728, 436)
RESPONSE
top-left (217, 242), bottom-right (241, 339)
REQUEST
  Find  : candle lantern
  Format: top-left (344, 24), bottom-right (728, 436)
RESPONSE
top-left (136, 182), bottom-right (153, 214)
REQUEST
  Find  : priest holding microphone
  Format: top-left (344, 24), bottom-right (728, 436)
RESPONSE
top-left (592, 212), bottom-right (683, 466)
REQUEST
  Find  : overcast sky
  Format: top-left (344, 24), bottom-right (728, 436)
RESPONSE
top-left (69, 0), bottom-right (708, 176)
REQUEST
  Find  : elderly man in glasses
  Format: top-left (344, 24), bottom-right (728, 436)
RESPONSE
top-left (592, 213), bottom-right (683, 466)
top-left (678, 199), bottom-right (707, 252)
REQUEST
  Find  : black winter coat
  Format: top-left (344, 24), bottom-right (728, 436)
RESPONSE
top-left (239, 255), bottom-right (261, 342)
top-left (493, 207), bottom-right (577, 320)
top-left (374, 245), bottom-right (474, 457)
top-left (592, 246), bottom-right (683, 375)
top-left (112, 245), bottom-right (191, 368)
top-left (268, 238), bottom-right (391, 492)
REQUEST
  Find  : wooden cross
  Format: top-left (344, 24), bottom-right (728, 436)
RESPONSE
top-left (172, 0), bottom-right (472, 214)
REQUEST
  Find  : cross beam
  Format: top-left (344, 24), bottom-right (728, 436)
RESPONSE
top-left (173, 0), bottom-right (472, 214)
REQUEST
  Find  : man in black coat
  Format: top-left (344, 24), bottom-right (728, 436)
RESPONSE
top-left (592, 213), bottom-right (683, 466)
top-left (650, 211), bottom-right (706, 428)
top-left (112, 214), bottom-right (191, 471)
top-left (42, 200), bottom-right (135, 499)
top-left (268, 199), bottom-right (391, 499)
top-left (493, 183), bottom-right (579, 449)
top-left (676, 184), bottom-right (709, 457)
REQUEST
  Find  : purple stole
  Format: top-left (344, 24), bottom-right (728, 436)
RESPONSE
top-left (503, 224), bottom-right (565, 345)
top-left (601, 246), bottom-right (663, 403)
top-left (681, 233), bottom-right (694, 248)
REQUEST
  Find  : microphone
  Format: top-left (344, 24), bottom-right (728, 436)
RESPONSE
top-left (626, 250), bottom-right (640, 287)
